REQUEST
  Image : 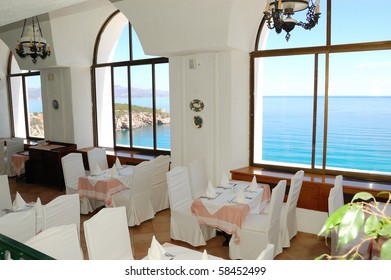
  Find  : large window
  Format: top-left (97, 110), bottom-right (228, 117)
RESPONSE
top-left (92, 12), bottom-right (170, 154)
top-left (252, 0), bottom-right (391, 180)
top-left (8, 55), bottom-right (44, 139)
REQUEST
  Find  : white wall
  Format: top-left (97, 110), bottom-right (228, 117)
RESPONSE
top-left (0, 40), bottom-right (10, 137)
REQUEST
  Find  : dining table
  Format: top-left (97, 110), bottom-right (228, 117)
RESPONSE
top-left (11, 151), bottom-right (29, 181)
top-left (78, 165), bottom-right (134, 208)
top-left (191, 180), bottom-right (271, 245)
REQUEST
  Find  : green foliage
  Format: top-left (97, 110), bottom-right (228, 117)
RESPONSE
top-left (318, 191), bottom-right (391, 260)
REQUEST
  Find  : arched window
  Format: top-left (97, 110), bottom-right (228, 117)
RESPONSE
top-left (7, 54), bottom-right (44, 139)
top-left (252, 0), bottom-right (391, 180)
top-left (92, 11), bottom-right (170, 154)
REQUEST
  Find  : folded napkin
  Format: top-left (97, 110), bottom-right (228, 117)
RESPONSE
top-left (248, 175), bottom-right (258, 191)
top-left (13, 192), bottom-right (27, 211)
top-left (235, 187), bottom-right (246, 204)
top-left (34, 198), bottom-right (43, 233)
top-left (202, 249), bottom-right (208, 260)
top-left (115, 157), bottom-right (122, 169)
top-left (205, 180), bottom-right (217, 198)
top-left (110, 164), bottom-right (118, 177)
top-left (220, 173), bottom-right (230, 187)
top-left (90, 164), bottom-right (102, 176)
top-left (147, 235), bottom-right (166, 260)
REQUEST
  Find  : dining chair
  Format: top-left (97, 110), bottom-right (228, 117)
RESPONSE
top-left (166, 166), bottom-right (215, 247)
top-left (42, 193), bottom-right (81, 239)
top-left (0, 140), bottom-right (6, 175)
top-left (0, 208), bottom-right (36, 242)
top-left (87, 147), bottom-right (108, 171)
top-left (188, 158), bottom-right (209, 199)
top-left (150, 155), bottom-right (171, 213)
top-left (5, 138), bottom-right (24, 177)
top-left (328, 175), bottom-right (344, 256)
top-left (111, 160), bottom-right (155, 226)
top-left (256, 243), bottom-right (275, 260)
top-left (0, 175), bottom-right (12, 217)
top-left (229, 180), bottom-right (286, 259)
top-left (25, 224), bottom-right (83, 260)
top-left (84, 206), bottom-right (134, 260)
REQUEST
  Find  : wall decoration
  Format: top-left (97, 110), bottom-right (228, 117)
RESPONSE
top-left (189, 99), bottom-right (204, 112)
top-left (193, 115), bottom-right (203, 128)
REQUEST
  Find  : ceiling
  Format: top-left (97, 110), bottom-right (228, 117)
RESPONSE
top-left (0, 0), bottom-right (90, 27)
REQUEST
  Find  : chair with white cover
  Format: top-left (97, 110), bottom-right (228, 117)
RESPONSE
top-left (188, 158), bottom-right (208, 199)
top-left (166, 166), bottom-right (215, 247)
top-left (87, 147), bottom-right (108, 171)
top-left (111, 160), bottom-right (155, 226)
top-left (256, 243), bottom-right (275, 260)
top-left (328, 175), bottom-right (344, 256)
top-left (5, 138), bottom-right (24, 177)
top-left (84, 206), bottom-right (134, 260)
top-left (150, 155), bottom-right (170, 213)
top-left (61, 153), bottom-right (103, 214)
top-left (25, 224), bottom-right (83, 260)
top-left (42, 193), bottom-right (80, 239)
top-left (229, 180), bottom-right (287, 260)
top-left (0, 175), bottom-right (12, 218)
top-left (0, 140), bottom-right (6, 175)
top-left (0, 208), bottom-right (36, 242)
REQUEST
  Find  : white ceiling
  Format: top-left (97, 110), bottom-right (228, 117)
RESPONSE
top-left (0, 0), bottom-right (90, 27)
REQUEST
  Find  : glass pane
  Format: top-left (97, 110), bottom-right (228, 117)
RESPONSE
top-left (112, 24), bottom-right (130, 63)
top-left (253, 55), bottom-right (315, 167)
top-left (10, 76), bottom-right (26, 138)
top-left (132, 26), bottom-right (157, 60)
top-left (155, 63), bottom-right (170, 150)
top-left (95, 66), bottom-right (114, 148)
top-left (113, 66), bottom-right (130, 148)
top-left (260, 1), bottom-right (326, 50)
top-left (131, 65), bottom-right (153, 149)
top-left (331, 0), bottom-right (391, 45)
top-left (25, 75), bottom-right (44, 138)
top-left (327, 51), bottom-right (391, 174)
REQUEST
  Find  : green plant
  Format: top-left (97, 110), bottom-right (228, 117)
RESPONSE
top-left (317, 191), bottom-right (391, 260)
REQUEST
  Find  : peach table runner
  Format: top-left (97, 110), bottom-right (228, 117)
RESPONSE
top-left (11, 153), bottom-right (29, 176)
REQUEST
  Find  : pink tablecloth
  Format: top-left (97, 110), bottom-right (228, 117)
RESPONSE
top-left (11, 153), bottom-right (29, 176)
top-left (191, 183), bottom-right (271, 243)
top-left (78, 176), bottom-right (127, 207)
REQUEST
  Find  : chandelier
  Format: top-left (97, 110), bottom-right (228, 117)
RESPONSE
top-left (263, 0), bottom-right (321, 41)
top-left (15, 16), bottom-right (51, 64)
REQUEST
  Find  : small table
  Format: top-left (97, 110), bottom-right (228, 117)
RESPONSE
top-left (11, 152), bottom-right (29, 182)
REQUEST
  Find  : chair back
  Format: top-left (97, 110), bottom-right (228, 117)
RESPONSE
top-left (61, 153), bottom-right (85, 192)
top-left (131, 160), bottom-right (154, 200)
top-left (84, 207), bottom-right (134, 260)
top-left (0, 175), bottom-right (12, 217)
top-left (188, 158), bottom-right (208, 199)
top-left (0, 140), bottom-right (5, 175)
top-left (266, 180), bottom-right (286, 250)
top-left (166, 166), bottom-right (193, 210)
top-left (42, 194), bottom-right (80, 239)
top-left (0, 208), bottom-right (36, 242)
top-left (87, 148), bottom-right (108, 171)
top-left (150, 155), bottom-right (170, 211)
top-left (328, 175), bottom-right (344, 215)
top-left (256, 243), bottom-right (275, 260)
top-left (25, 224), bottom-right (83, 260)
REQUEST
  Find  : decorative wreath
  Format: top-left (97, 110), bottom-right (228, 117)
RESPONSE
top-left (189, 99), bottom-right (204, 112)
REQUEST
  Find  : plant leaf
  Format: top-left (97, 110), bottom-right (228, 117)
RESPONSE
top-left (337, 204), bottom-right (364, 247)
top-left (351, 192), bottom-right (374, 202)
top-left (377, 224), bottom-right (391, 237)
top-left (364, 214), bottom-right (379, 236)
top-left (380, 239), bottom-right (391, 260)
top-left (318, 204), bottom-right (350, 236)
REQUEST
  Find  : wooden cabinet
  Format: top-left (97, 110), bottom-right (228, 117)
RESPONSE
top-left (27, 142), bottom-right (77, 190)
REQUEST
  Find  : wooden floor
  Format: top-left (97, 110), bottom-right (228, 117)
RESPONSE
top-left (8, 176), bottom-right (331, 260)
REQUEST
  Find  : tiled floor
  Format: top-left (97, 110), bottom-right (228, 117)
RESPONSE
top-left (8, 176), bottom-right (331, 260)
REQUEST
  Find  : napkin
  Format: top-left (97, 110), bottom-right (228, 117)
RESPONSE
top-left (110, 164), bottom-right (118, 177)
top-left (90, 164), bottom-right (102, 176)
top-left (205, 180), bottom-right (217, 198)
top-left (201, 249), bottom-right (208, 260)
top-left (34, 198), bottom-right (43, 233)
top-left (13, 192), bottom-right (27, 211)
top-left (234, 187), bottom-right (246, 204)
top-left (147, 235), bottom-right (166, 260)
top-left (248, 175), bottom-right (258, 191)
top-left (115, 157), bottom-right (122, 169)
top-left (220, 173), bottom-right (230, 187)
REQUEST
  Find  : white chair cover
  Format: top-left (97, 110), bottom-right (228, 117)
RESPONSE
top-left (229, 180), bottom-right (286, 259)
top-left (111, 160), bottom-right (155, 226)
top-left (166, 166), bottom-right (215, 247)
top-left (188, 158), bottom-right (208, 199)
top-left (256, 243), bottom-right (275, 260)
top-left (87, 147), bottom-right (108, 171)
top-left (42, 193), bottom-right (80, 239)
top-left (5, 138), bottom-right (24, 177)
top-left (280, 170), bottom-right (304, 247)
top-left (0, 175), bottom-right (12, 217)
top-left (0, 208), bottom-right (36, 242)
top-left (25, 224), bottom-right (83, 260)
top-left (84, 206), bottom-right (134, 260)
top-left (0, 141), bottom-right (6, 175)
top-left (150, 155), bottom-right (170, 212)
